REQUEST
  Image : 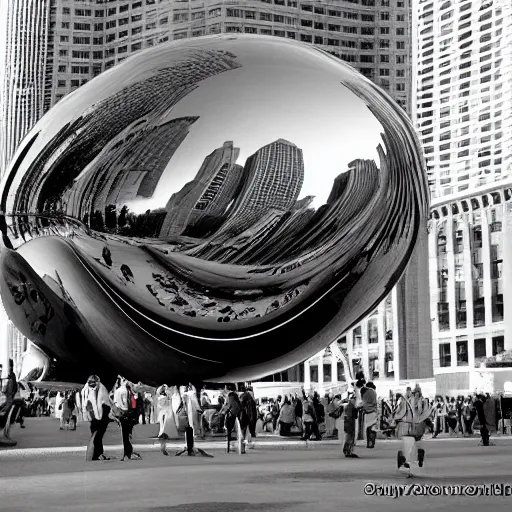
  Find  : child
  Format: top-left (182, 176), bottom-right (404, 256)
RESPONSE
top-left (343, 393), bottom-right (359, 458)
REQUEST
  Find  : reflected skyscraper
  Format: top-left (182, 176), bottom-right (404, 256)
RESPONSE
top-left (187, 138), bottom-right (305, 261)
top-left (62, 116), bottom-right (199, 222)
top-left (160, 141), bottom-right (243, 239)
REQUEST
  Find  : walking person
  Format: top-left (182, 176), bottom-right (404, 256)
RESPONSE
top-left (395, 385), bottom-right (435, 477)
top-left (113, 379), bottom-right (142, 461)
top-left (81, 375), bottom-right (113, 461)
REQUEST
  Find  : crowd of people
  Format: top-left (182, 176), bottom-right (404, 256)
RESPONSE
top-left (3, 363), bottom-right (511, 472)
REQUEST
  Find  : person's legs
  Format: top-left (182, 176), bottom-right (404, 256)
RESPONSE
top-left (225, 415), bottom-right (235, 453)
top-left (343, 432), bottom-right (356, 457)
top-left (94, 416), bottom-right (110, 460)
top-left (402, 436), bottom-right (416, 470)
top-left (302, 421), bottom-right (312, 440)
top-left (480, 425), bottom-right (490, 446)
top-left (312, 421), bottom-right (321, 440)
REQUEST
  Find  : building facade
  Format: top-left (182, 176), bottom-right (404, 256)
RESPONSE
top-left (0, 0), bottom-right (51, 177)
top-left (413, 0), bottom-right (512, 394)
top-left (43, 0), bottom-right (413, 114)
top-left (428, 182), bottom-right (512, 394)
top-left (413, 0), bottom-right (512, 199)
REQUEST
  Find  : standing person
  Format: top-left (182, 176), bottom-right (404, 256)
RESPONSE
top-left (81, 375), bottom-right (113, 461)
top-left (135, 385), bottom-right (146, 425)
top-left (474, 394), bottom-right (498, 446)
top-left (432, 397), bottom-right (443, 438)
top-left (393, 393), bottom-right (409, 440)
top-left (301, 392), bottom-right (317, 441)
top-left (312, 392), bottom-right (325, 439)
top-left (362, 382), bottom-right (378, 449)
top-left (156, 385), bottom-right (171, 439)
top-left (462, 396), bottom-right (473, 436)
top-left (330, 393), bottom-right (345, 453)
top-left (181, 384), bottom-right (203, 439)
top-left (240, 386), bottom-right (258, 443)
top-left (343, 393), bottom-right (359, 458)
top-left (220, 391), bottom-right (247, 454)
top-left (113, 379), bottom-right (142, 461)
top-left (60, 391), bottom-right (76, 431)
top-left (277, 396), bottom-right (295, 436)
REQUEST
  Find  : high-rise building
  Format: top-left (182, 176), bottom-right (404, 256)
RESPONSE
top-left (413, 0), bottom-right (512, 198)
top-left (160, 141), bottom-right (244, 239)
top-left (40, 0), bottom-right (413, 119)
top-left (413, 0), bottom-right (512, 394)
top-left (0, 0), bottom-right (51, 178)
top-left (186, 138), bottom-right (305, 260)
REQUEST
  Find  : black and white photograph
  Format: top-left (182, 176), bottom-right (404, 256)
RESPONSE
top-left (0, 0), bottom-right (511, 511)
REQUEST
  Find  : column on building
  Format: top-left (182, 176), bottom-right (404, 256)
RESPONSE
top-left (377, 302), bottom-right (386, 381)
top-left (462, 212), bottom-right (475, 367)
top-left (481, 207), bottom-right (493, 356)
top-left (446, 209), bottom-right (457, 364)
top-left (317, 351), bottom-right (324, 395)
top-left (0, 303), bottom-right (10, 378)
top-left (304, 360), bottom-right (311, 392)
top-left (391, 288), bottom-right (400, 383)
top-left (428, 218), bottom-right (440, 373)
top-left (361, 318), bottom-right (370, 380)
top-left (346, 328), bottom-right (354, 380)
top-left (502, 201), bottom-right (512, 351)
top-left (330, 348), bottom-right (337, 388)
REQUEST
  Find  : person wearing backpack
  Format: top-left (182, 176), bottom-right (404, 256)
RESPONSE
top-left (114, 379), bottom-right (142, 461)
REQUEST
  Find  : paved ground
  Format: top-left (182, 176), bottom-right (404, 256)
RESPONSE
top-left (1, 419), bottom-right (512, 512)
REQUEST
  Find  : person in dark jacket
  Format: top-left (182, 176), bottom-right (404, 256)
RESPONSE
top-left (474, 394), bottom-right (495, 446)
top-left (240, 386), bottom-right (257, 440)
top-left (343, 394), bottom-right (359, 458)
top-left (220, 391), bottom-right (248, 454)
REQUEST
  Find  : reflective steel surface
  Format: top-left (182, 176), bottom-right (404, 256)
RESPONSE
top-left (0, 35), bottom-right (428, 386)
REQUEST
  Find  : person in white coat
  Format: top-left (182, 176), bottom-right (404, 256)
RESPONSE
top-left (156, 385), bottom-right (179, 440)
top-left (180, 384), bottom-right (203, 438)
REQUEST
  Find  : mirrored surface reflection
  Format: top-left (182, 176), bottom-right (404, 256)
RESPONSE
top-left (0, 35), bottom-right (428, 386)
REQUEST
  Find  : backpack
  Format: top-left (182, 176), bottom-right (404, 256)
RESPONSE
top-left (329, 404), bottom-right (343, 419)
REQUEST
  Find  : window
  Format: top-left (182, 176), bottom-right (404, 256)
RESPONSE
top-left (74, 23), bottom-right (91, 31)
top-left (456, 340), bottom-right (468, 366)
top-left (439, 343), bottom-right (451, 367)
top-left (397, 41), bottom-right (405, 49)
top-left (492, 336), bottom-right (504, 356)
top-left (58, 65), bottom-right (66, 72)
top-left (380, 27), bottom-right (390, 35)
top-left (396, 28), bottom-right (405, 36)
top-left (61, 22), bottom-right (70, 29)
top-left (380, 55), bottom-right (389, 63)
top-left (474, 338), bottom-right (486, 359)
top-left (57, 80), bottom-right (66, 88)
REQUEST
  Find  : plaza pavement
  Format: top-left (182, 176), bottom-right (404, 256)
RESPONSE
top-left (1, 418), bottom-right (512, 512)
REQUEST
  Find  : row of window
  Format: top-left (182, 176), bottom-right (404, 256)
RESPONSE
top-left (438, 336), bottom-right (504, 368)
